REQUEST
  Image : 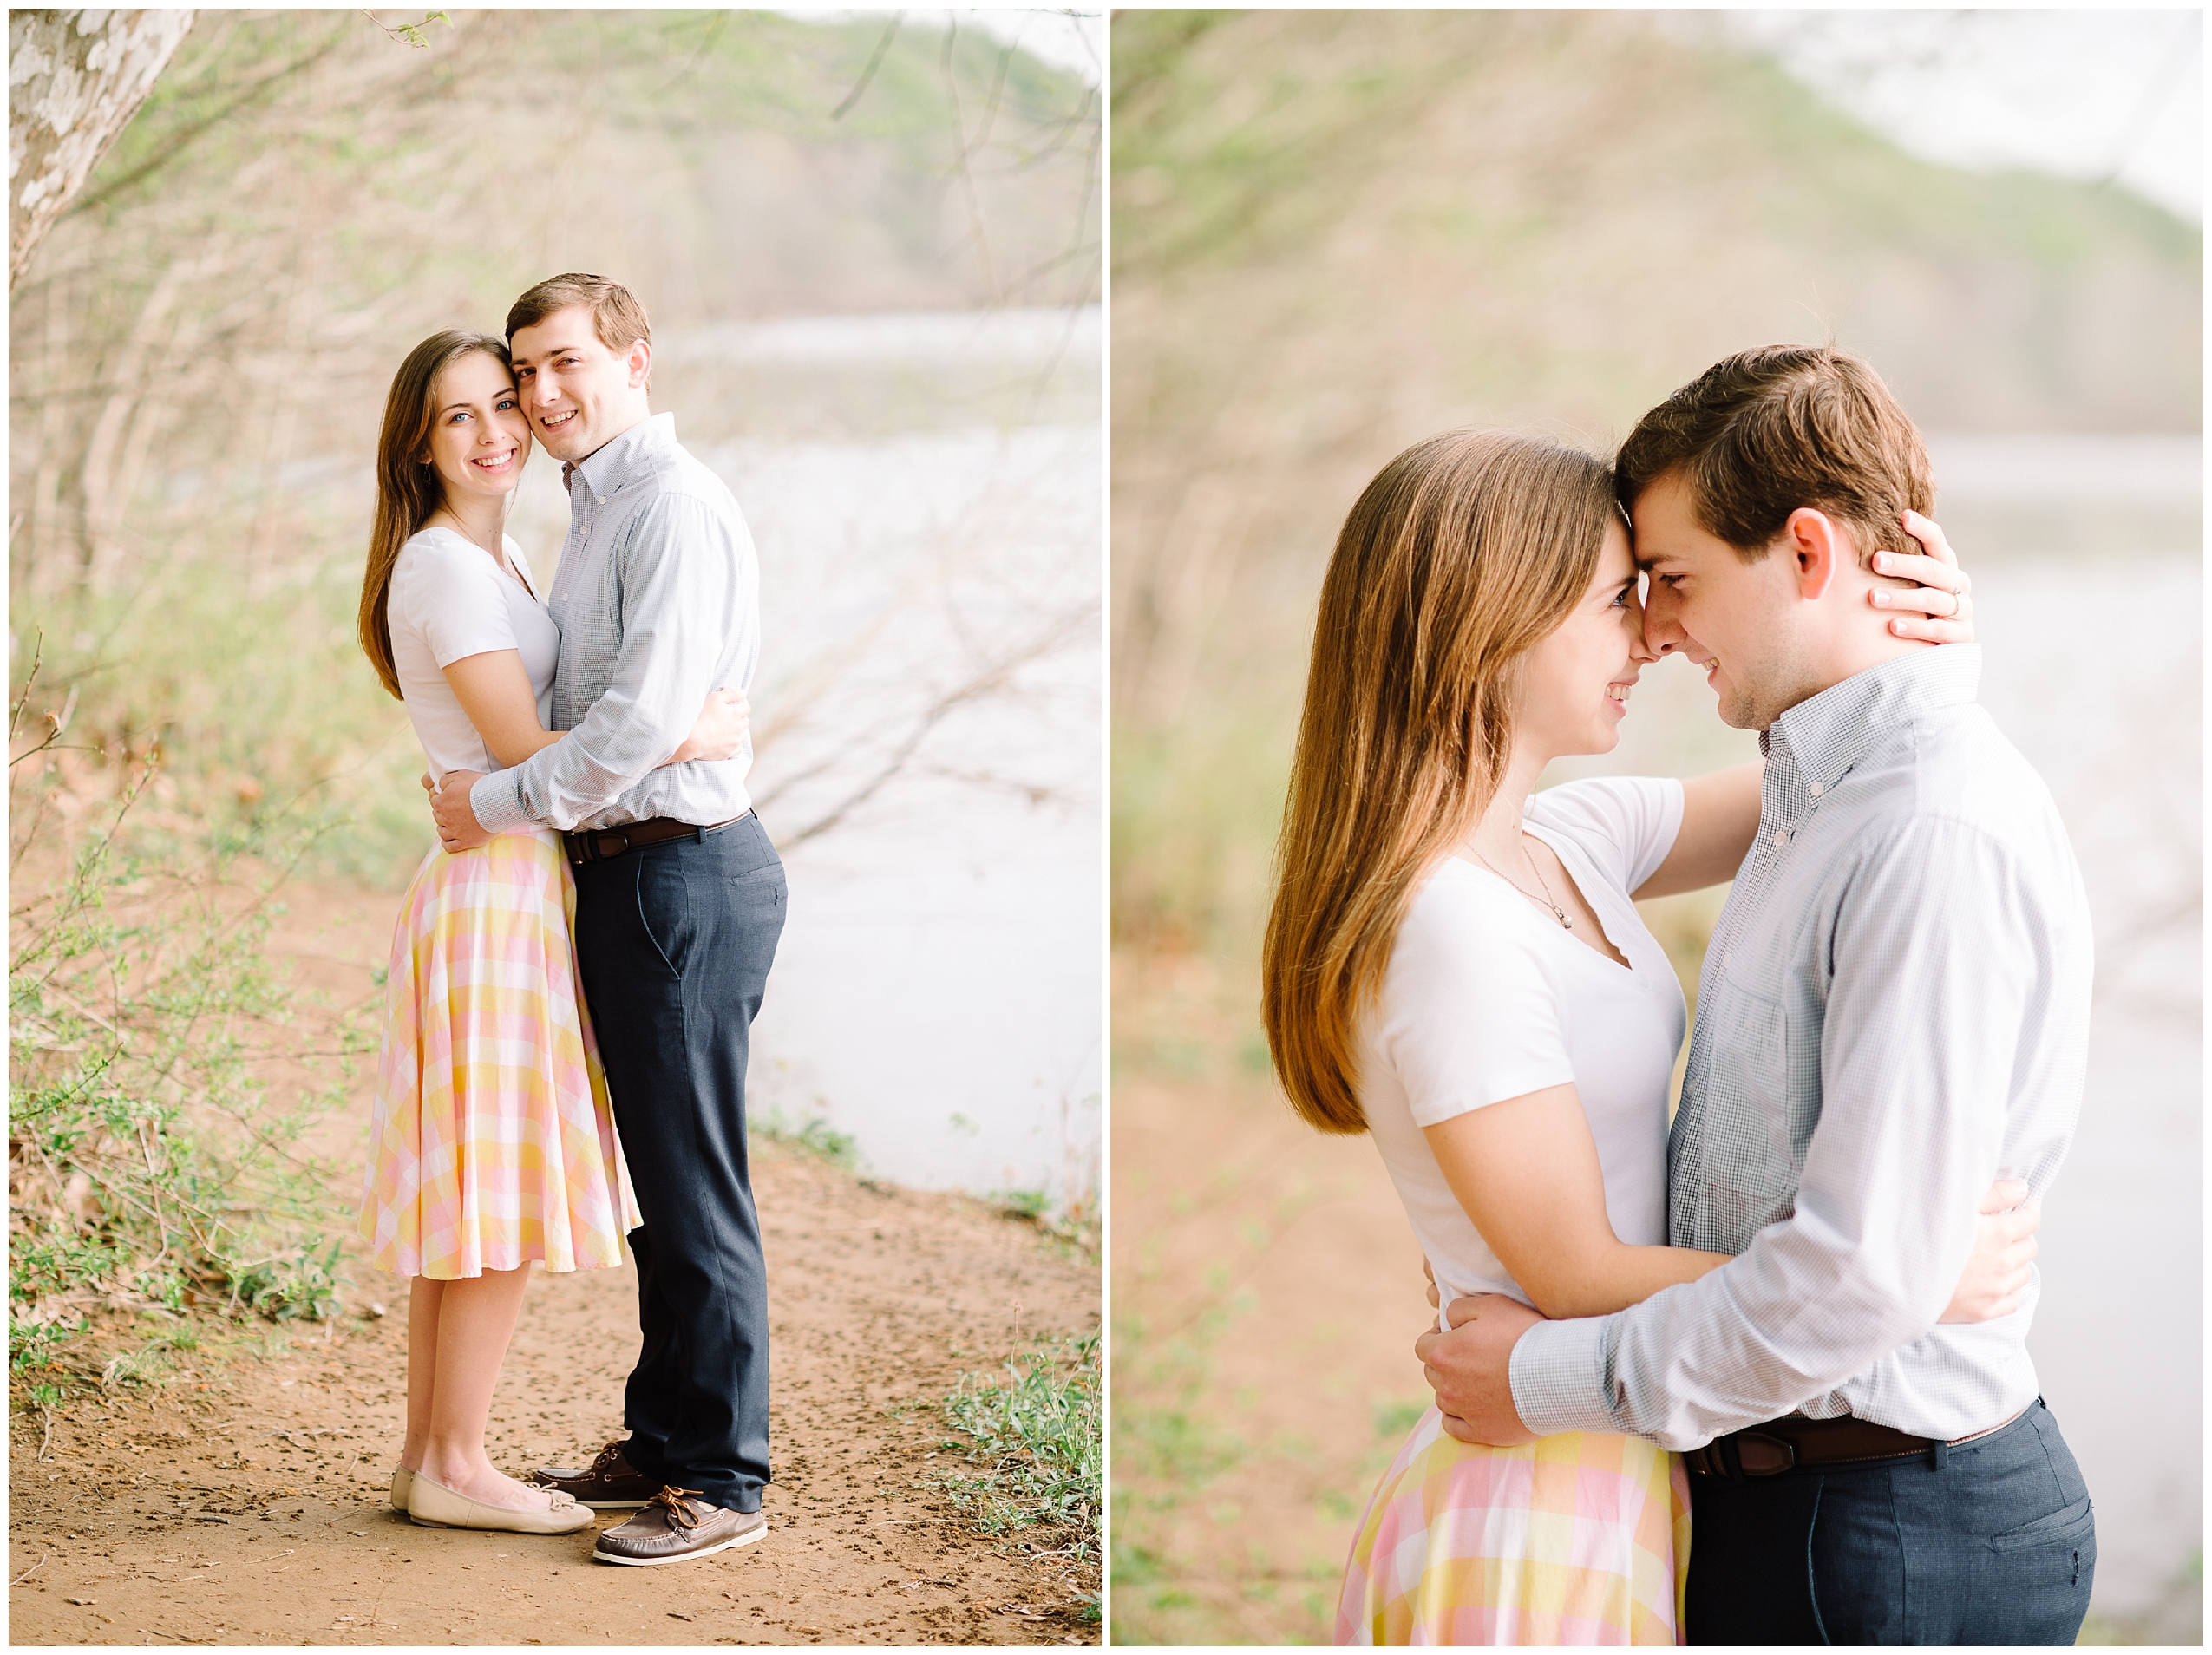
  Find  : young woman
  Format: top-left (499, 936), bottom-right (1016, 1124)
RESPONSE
top-left (1260, 430), bottom-right (2021, 1645)
top-left (355, 330), bottom-right (744, 1536)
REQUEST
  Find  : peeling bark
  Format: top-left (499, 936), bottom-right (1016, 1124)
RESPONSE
top-left (9, 9), bottom-right (195, 291)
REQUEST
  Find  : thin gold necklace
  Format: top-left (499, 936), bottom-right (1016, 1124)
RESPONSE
top-left (1473, 837), bottom-right (1574, 930)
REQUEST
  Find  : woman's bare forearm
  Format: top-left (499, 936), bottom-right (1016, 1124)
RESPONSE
top-left (1634, 760), bottom-right (1763, 899)
top-left (490, 727), bottom-right (564, 769)
top-left (1522, 1240), bottom-right (1733, 1321)
top-left (1426, 1087), bottom-right (1734, 1322)
top-left (443, 650), bottom-right (565, 770)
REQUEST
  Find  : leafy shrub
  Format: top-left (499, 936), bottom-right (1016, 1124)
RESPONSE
top-left (9, 660), bottom-right (365, 1393)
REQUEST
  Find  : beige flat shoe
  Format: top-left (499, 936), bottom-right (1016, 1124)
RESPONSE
top-left (407, 1470), bottom-right (594, 1535)
top-left (390, 1468), bottom-right (415, 1512)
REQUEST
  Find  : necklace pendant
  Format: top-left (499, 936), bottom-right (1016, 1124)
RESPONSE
top-left (1555, 909), bottom-right (1573, 929)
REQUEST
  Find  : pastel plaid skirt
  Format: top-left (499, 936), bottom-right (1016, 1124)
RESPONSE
top-left (357, 830), bottom-right (638, 1280)
top-left (1337, 1406), bottom-right (1690, 1645)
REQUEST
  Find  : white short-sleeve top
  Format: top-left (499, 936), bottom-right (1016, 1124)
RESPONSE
top-left (1358, 775), bottom-right (1691, 1319)
top-left (386, 527), bottom-right (558, 780)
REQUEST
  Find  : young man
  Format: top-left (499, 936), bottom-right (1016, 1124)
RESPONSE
top-left (428, 272), bottom-right (784, 1568)
top-left (1416, 346), bottom-right (2097, 1644)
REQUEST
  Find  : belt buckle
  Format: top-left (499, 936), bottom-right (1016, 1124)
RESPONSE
top-left (569, 828), bottom-right (630, 865)
top-left (1731, 1431), bottom-right (1797, 1477)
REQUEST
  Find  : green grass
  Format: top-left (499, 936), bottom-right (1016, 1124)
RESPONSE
top-left (932, 1331), bottom-right (1101, 1566)
top-left (756, 1109), bottom-right (862, 1172)
top-left (1110, 704), bottom-right (1294, 961)
top-left (9, 671), bottom-right (370, 1405)
top-left (1107, 1292), bottom-right (1256, 1645)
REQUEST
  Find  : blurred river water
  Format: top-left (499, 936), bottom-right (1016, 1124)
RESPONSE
top-left (508, 308), bottom-right (1103, 1216)
top-left (1547, 434), bottom-right (2202, 1626)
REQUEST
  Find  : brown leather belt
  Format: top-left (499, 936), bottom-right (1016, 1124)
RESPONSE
top-left (564, 811), bottom-right (749, 866)
top-left (1682, 1407), bottom-right (2028, 1480)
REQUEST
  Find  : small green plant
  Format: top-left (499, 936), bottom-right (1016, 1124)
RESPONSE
top-left (363, 9), bottom-right (450, 49)
top-left (933, 1331), bottom-right (1101, 1564)
top-left (10, 654), bottom-right (366, 1400)
top-left (1372, 1397), bottom-right (1427, 1440)
top-left (757, 1107), bottom-right (861, 1172)
top-left (986, 1186), bottom-right (1101, 1261)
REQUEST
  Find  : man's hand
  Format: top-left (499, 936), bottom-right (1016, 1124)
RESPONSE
top-left (428, 770), bottom-right (493, 853)
top-left (1414, 1292), bottom-right (1544, 1447)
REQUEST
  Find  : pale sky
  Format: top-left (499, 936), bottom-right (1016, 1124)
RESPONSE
top-left (790, 9), bottom-right (1103, 90)
top-left (1728, 9), bottom-right (2202, 223)
top-left (956, 8), bottom-right (1102, 89)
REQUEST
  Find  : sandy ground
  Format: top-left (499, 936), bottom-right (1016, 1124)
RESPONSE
top-left (1109, 955), bottom-right (1434, 1646)
top-left (1111, 1065), bottom-right (1431, 1646)
top-left (10, 881), bottom-right (1101, 1646)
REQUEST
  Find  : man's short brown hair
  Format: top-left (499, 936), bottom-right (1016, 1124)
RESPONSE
top-left (1614, 345), bottom-right (1933, 566)
top-left (505, 272), bottom-right (651, 356)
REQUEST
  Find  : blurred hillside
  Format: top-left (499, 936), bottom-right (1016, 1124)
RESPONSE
top-left (1109, 7), bottom-right (2201, 953)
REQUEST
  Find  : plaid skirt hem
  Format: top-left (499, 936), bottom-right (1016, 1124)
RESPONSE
top-left (357, 831), bottom-right (639, 1281)
top-left (1337, 1406), bottom-right (1690, 1646)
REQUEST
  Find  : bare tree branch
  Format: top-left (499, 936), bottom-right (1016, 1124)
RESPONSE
top-left (830, 10), bottom-right (904, 120)
top-left (765, 600), bottom-right (1096, 849)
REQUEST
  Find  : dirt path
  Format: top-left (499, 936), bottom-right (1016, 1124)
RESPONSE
top-left (1112, 1067), bottom-right (1431, 1645)
top-left (10, 883), bottom-right (1101, 1646)
top-left (1110, 954), bottom-right (1434, 1645)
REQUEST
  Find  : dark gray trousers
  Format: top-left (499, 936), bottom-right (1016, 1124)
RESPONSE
top-left (571, 814), bottom-right (785, 1514)
top-left (1685, 1398), bottom-right (2094, 1645)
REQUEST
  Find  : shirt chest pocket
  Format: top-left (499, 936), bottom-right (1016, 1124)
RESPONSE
top-left (1696, 975), bottom-right (1800, 1231)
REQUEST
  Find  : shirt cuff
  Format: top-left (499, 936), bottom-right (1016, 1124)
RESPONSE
top-left (1508, 1314), bottom-right (1620, 1437)
top-left (469, 769), bottom-right (530, 834)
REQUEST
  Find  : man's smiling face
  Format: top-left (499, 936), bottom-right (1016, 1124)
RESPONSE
top-left (1632, 468), bottom-right (1817, 731)
top-left (507, 304), bottom-right (651, 465)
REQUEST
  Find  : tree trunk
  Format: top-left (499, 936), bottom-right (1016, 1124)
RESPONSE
top-left (9, 9), bottom-right (194, 291)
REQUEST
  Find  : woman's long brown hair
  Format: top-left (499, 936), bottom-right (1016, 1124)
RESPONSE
top-left (1261, 430), bottom-right (1617, 1134)
top-left (357, 330), bottom-right (513, 699)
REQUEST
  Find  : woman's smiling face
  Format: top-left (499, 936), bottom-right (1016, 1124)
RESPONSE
top-left (422, 349), bottom-right (531, 507)
top-left (1515, 520), bottom-right (1654, 761)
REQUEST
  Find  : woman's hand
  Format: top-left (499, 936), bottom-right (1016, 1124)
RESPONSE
top-left (1868, 509), bottom-right (1973, 644)
top-left (1940, 1178), bottom-right (2039, 1323)
top-left (666, 687), bottom-right (749, 766)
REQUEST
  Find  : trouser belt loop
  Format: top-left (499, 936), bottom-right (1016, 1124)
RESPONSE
top-left (1929, 1436), bottom-right (1949, 1472)
top-left (1720, 1434), bottom-right (1745, 1481)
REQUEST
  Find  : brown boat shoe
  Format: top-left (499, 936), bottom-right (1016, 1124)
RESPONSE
top-left (527, 1440), bottom-right (660, 1510)
top-left (591, 1487), bottom-right (767, 1567)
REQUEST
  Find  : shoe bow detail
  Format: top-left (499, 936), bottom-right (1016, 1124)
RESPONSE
top-left (650, 1486), bottom-right (708, 1530)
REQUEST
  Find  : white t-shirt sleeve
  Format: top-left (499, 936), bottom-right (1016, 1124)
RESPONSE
top-left (1375, 877), bottom-right (1576, 1128)
top-left (397, 535), bottom-right (520, 669)
top-left (1527, 775), bottom-right (1685, 897)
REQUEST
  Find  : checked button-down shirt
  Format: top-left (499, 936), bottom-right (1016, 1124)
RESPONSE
top-left (471, 412), bottom-right (759, 834)
top-left (1509, 644), bottom-right (2093, 1449)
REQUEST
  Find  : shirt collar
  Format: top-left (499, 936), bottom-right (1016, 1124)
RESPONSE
top-left (563, 410), bottom-right (677, 501)
top-left (1762, 644), bottom-right (1982, 784)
